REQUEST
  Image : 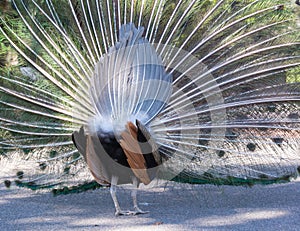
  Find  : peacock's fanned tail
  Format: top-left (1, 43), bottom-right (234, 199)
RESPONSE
top-left (0, 0), bottom-right (299, 192)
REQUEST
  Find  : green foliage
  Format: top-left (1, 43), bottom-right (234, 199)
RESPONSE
top-left (0, 3), bottom-right (73, 145)
top-left (287, 66), bottom-right (300, 83)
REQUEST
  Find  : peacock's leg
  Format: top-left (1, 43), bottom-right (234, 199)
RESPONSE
top-left (110, 176), bottom-right (122, 216)
top-left (110, 175), bottom-right (136, 216)
top-left (110, 176), bottom-right (148, 216)
top-left (131, 176), bottom-right (149, 214)
top-left (110, 175), bottom-right (128, 216)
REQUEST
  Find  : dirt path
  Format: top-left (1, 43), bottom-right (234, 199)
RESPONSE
top-left (1, 179), bottom-right (300, 231)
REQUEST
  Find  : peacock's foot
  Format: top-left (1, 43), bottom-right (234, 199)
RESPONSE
top-left (115, 210), bottom-right (135, 216)
top-left (115, 208), bottom-right (149, 216)
top-left (133, 206), bottom-right (149, 215)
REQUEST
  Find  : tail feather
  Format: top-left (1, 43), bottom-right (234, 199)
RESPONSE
top-left (0, 0), bottom-right (299, 190)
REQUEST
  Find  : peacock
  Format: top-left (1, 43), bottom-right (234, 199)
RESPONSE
top-left (0, 0), bottom-right (300, 216)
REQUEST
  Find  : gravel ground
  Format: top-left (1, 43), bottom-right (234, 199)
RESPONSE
top-left (1, 179), bottom-right (300, 231)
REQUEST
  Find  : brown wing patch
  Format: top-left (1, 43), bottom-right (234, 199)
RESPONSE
top-left (86, 136), bottom-right (110, 185)
top-left (119, 122), bottom-right (151, 185)
top-left (136, 119), bottom-right (165, 165)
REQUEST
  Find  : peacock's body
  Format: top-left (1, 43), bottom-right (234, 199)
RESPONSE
top-left (0, 0), bottom-right (300, 215)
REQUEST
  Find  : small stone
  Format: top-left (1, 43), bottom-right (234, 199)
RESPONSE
top-left (247, 143), bottom-right (256, 152)
top-left (49, 150), bottom-right (57, 158)
top-left (154, 222), bottom-right (163, 225)
top-left (4, 180), bottom-right (11, 188)
top-left (39, 163), bottom-right (47, 170)
top-left (217, 150), bottom-right (225, 158)
top-left (16, 171), bottom-right (24, 179)
top-left (272, 137), bottom-right (284, 146)
top-left (64, 167), bottom-right (70, 174)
